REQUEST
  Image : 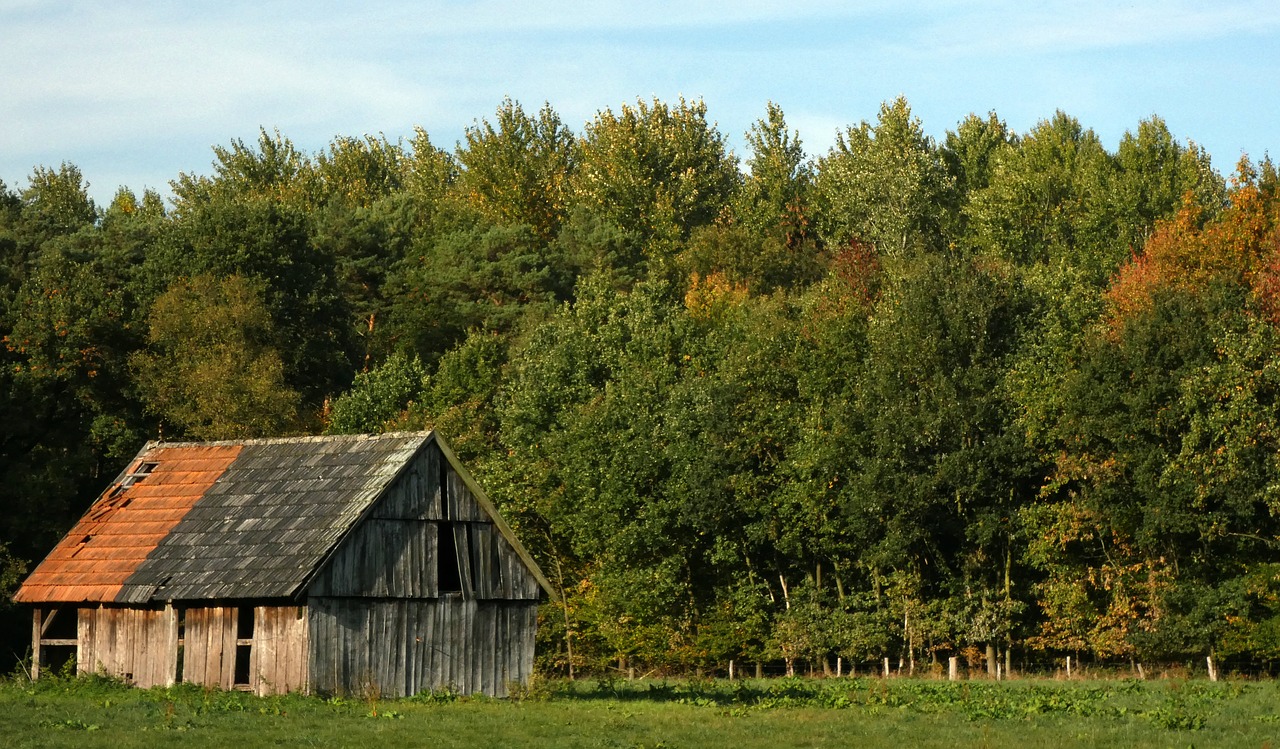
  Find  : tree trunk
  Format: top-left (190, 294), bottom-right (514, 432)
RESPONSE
top-left (985, 644), bottom-right (997, 678)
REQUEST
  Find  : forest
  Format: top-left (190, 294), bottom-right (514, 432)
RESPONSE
top-left (3, 96), bottom-right (1280, 677)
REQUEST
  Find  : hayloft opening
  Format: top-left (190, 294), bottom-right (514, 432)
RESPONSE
top-left (438, 523), bottom-right (462, 593)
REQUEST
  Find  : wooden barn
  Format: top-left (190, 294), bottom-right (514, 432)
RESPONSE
top-left (13, 431), bottom-right (553, 697)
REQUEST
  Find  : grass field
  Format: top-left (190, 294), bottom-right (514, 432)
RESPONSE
top-left (3, 674), bottom-right (1279, 748)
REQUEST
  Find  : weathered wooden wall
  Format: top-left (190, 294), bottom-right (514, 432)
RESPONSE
top-left (305, 442), bottom-right (542, 698)
top-left (250, 605), bottom-right (309, 695)
top-left (310, 444), bottom-right (542, 601)
top-left (182, 606), bottom-right (238, 690)
top-left (307, 597), bottom-right (537, 698)
top-left (183, 605), bottom-right (309, 695)
top-left (76, 605), bottom-right (178, 688)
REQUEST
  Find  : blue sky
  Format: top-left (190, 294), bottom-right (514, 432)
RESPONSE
top-left (3, 0), bottom-right (1278, 206)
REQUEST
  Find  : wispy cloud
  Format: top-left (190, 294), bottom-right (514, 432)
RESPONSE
top-left (1, 1), bottom-right (1276, 201)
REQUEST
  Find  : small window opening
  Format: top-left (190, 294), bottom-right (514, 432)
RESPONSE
top-left (120, 461), bottom-right (158, 488)
top-left (42, 606), bottom-right (78, 640)
top-left (39, 606), bottom-right (79, 677)
top-left (438, 523), bottom-right (462, 593)
top-left (175, 608), bottom-right (186, 683)
top-left (236, 606), bottom-right (254, 639)
top-left (233, 607), bottom-right (254, 687)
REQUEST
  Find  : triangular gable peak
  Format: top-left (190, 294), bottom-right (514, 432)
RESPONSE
top-left (306, 433), bottom-right (554, 601)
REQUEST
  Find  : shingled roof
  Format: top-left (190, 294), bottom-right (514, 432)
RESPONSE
top-left (14, 432), bottom-right (550, 605)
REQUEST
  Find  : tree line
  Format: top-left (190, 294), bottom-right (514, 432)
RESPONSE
top-left (3, 96), bottom-right (1280, 676)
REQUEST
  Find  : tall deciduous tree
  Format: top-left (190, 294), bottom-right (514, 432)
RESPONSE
top-left (456, 99), bottom-right (576, 242)
top-left (814, 97), bottom-right (954, 258)
top-left (131, 274), bottom-right (300, 439)
top-left (571, 98), bottom-right (739, 268)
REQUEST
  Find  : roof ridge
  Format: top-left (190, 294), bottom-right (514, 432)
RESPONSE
top-left (143, 431), bottom-right (434, 450)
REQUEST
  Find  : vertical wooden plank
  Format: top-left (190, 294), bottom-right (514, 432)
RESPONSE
top-left (163, 606), bottom-right (174, 686)
top-left (473, 529), bottom-right (488, 599)
top-left (30, 609), bottom-right (40, 681)
top-left (213, 607), bottom-right (226, 688)
top-left (219, 606), bottom-right (229, 689)
top-left (412, 600), bottom-right (423, 696)
top-left (306, 603), bottom-right (325, 695)
top-left (75, 608), bottom-right (89, 677)
top-left (252, 607), bottom-right (268, 695)
top-left (476, 604), bottom-right (488, 696)
top-left (420, 600), bottom-right (434, 695)
top-left (193, 608), bottom-right (210, 688)
top-left (137, 610), bottom-right (150, 687)
top-left (110, 608), bottom-right (125, 682)
top-left (456, 597), bottom-right (466, 692)
top-left (462, 599), bottom-right (474, 695)
top-left (205, 608), bottom-right (219, 689)
top-left (298, 605), bottom-right (311, 694)
top-left (425, 445), bottom-right (441, 520)
top-left (487, 604), bottom-right (498, 696)
top-left (180, 609), bottom-right (197, 686)
top-left (440, 598), bottom-right (452, 691)
top-left (471, 602), bottom-right (483, 695)
top-left (137, 609), bottom-right (148, 684)
top-left (397, 601), bottom-right (410, 697)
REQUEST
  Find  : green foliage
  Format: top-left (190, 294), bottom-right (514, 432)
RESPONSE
top-left (130, 274), bottom-right (301, 439)
top-left (814, 97), bottom-right (954, 257)
top-left (456, 99), bottom-right (576, 242)
top-left (7, 97), bottom-right (1280, 678)
top-left (326, 351), bottom-right (428, 434)
top-left (571, 97), bottom-right (739, 268)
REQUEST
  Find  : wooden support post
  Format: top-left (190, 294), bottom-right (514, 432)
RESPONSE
top-left (1066, 655), bottom-right (1072, 678)
top-left (836, 656), bottom-right (842, 678)
top-left (948, 656), bottom-right (958, 681)
top-left (883, 657), bottom-right (890, 678)
top-left (728, 659), bottom-right (735, 680)
top-left (1207, 655), bottom-right (1218, 682)
top-left (31, 609), bottom-right (40, 681)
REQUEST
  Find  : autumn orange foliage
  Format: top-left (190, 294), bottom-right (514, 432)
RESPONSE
top-left (1106, 170), bottom-right (1280, 333)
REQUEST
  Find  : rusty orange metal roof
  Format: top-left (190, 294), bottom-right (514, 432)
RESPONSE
top-left (13, 444), bottom-right (241, 604)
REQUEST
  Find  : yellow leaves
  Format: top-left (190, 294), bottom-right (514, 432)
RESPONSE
top-left (683, 271), bottom-right (748, 320)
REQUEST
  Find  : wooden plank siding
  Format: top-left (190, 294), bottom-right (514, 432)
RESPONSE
top-left (310, 443), bottom-right (540, 603)
top-left (308, 519), bottom-right (439, 598)
top-left (182, 606), bottom-right (237, 690)
top-left (307, 598), bottom-right (537, 697)
top-left (251, 605), bottom-right (309, 695)
top-left (75, 605), bottom-right (178, 688)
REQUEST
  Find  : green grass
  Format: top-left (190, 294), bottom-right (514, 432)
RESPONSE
top-left (3, 674), bottom-right (1280, 748)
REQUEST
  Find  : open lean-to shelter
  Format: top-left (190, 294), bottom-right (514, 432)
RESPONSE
top-left (13, 431), bottom-right (553, 697)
